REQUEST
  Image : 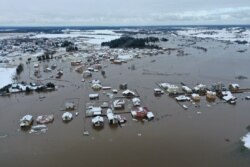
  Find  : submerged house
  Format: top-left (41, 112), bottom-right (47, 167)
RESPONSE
top-left (89, 93), bottom-right (99, 100)
top-left (147, 112), bottom-right (155, 120)
top-left (91, 83), bottom-right (102, 91)
top-left (92, 116), bottom-right (104, 127)
top-left (122, 89), bottom-right (136, 97)
top-left (206, 91), bottom-right (216, 101)
top-left (36, 115), bottom-right (54, 124)
top-left (106, 108), bottom-right (118, 125)
top-left (175, 95), bottom-right (190, 101)
top-left (182, 86), bottom-right (192, 94)
top-left (62, 112), bottom-right (73, 121)
top-left (159, 83), bottom-right (170, 90)
top-left (229, 83), bottom-right (240, 92)
top-left (20, 115), bottom-right (33, 127)
top-left (83, 70), bottom-right (92, 78)
top-left (86, 106), bottom-right (102, 117)
top-left (221, 91), bottom-right (237, 104)
top-left (132, 97), bottom-right (141, 106)
top-left (131, 107), bottom-right (149, 118)
top-left (113, 99), bottom-right (125, 109)
top-left (65, 102), bottom-right (75, 110)
top-left (167, 85), bottom-right (180, 94)
top-left (194, 84), bottom-right (207, 95)
top-left (154, 88), bottom-right (164, 95)
top-left (191, 93), bottom-right (200, 101)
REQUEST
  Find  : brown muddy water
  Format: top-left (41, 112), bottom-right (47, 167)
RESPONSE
top-left (1, 36), bottom-right (250, 167)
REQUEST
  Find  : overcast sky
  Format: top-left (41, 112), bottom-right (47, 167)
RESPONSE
top-left (0, 0), bottom-right (250, 26)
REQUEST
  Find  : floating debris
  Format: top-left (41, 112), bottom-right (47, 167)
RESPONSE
top-left (0, 134), bottom-right (8, 139)
top-left (83, 131), bottom-right (90, 136)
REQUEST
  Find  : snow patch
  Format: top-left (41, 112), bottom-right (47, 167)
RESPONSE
top-left (31, 30), bottom-right (121, 44)
top-left (0, 68), bottom-right (16, 89)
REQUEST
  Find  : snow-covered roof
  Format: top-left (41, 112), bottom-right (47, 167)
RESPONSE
top-left (191, 93), bottom-right (200, 98)
top-left (154, 88), bottom-right (162, 92)
top-left (62, 112), bottom-right (73, 121)
top-left (107, 112), bottom-right (115, 120)
top-left (89, 94), bottom-right (99, 98)
top-left (176, 95), bottom-right (190, 101)
top-left (222, 91), bottom-right (236, 101)
top-left (113, 99), bottom-right (125, 107)
top-left (91, 83), bottom-right (102, 89)
top-left (182, 86), bottom-right (192, 92)
top-left (230, 83), bottom-right (240, 88)
top-left (207, 91), bottom-right (216, 95)
top-left (91, 79), bottom-right (101, 84)
top-left (88, 106), bottom-right (102, 113)
top-left (132, 98), bottom-right (140, 103)
top-left (20, 115), bottom-right (33, 122)
top-left (122, 89), bottom-right (135, 96)
top-left (147, 112), bottom-right (154, 119)
top-left (92, 116), bottom-right (104, 124)
top-left (194, 84), bottom-right (206, 90)
top-left (159, 83), bottom-right (170, 89)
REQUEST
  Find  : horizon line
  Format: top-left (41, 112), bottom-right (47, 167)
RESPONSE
top-left (0, 24), bottom-right (250, 28)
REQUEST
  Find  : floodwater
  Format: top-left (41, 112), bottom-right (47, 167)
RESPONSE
top-left (1, 35), bottom-right (250, 167)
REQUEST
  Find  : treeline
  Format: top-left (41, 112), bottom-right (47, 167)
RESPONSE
top-left (61, 40), bottom-right (78, 52)
top-left (16, 63), bottom-right (24, 75)
top-left (101, 36), bottom-right (162, 49)
top-left (235, 40), bottom-right (248, 45)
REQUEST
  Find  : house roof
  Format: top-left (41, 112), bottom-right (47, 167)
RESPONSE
top-left (92, 116), bottom-right (104, 123)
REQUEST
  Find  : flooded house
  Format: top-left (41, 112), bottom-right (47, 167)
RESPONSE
top-left (175, 95), bottom-right (190, 101)
top-left (194, 84), bottom-right (207, 95)
top-left (75, 66), bottom-right (84, 73)
top-left (71, 60), bottom-right (82, 66)
top-left (92, 116), bottom-right (104, 127)
top-left (191, 93), bottom-right (200, 101)
top-left (132, 97), bottom-right (141, 106)
top-left (89, 93), bottom-right (99, 100)
top-left (159, 82), bottom-right (170, 90)
top-left (65, 102), bottom-right (75, 110)
top-left (36, 115), bottom-right (54, 124)
top-left (91, 83), bottom-right (102, 91)
top-left (167, 85), bottom-right (180, 94)
top-left (229, 83), bottom-right (240, 92)
top-left (154, 88), bottom-right (164, 95)
top-left (83, 70), bottom-right (92, 78)
top-left (122, 89), bottom-right (136, 97)
top-left (62, 112), bottom-right (73, 122)
top-left (20, 115), bottom-right (33, 127)
top-left (106, 108), bottom-right (118, 125)
top-left (182, 86), bottom-right (192, 94)
top-left (147, 112), bottom-right (155, 120)
top-left (221, 91), bottom-right (237, 104)
top-left (206, 91), bottom-right (216, 101)
top-left (86, 106), bottom-right (102, 117)
top-left (113, 99), bottom-right (125, 109)
top-left (131, 107), bottom-right (149, 118)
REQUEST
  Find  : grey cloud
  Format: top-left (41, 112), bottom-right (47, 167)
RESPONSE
top-left (0, 0), bottom-right (250, 25)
